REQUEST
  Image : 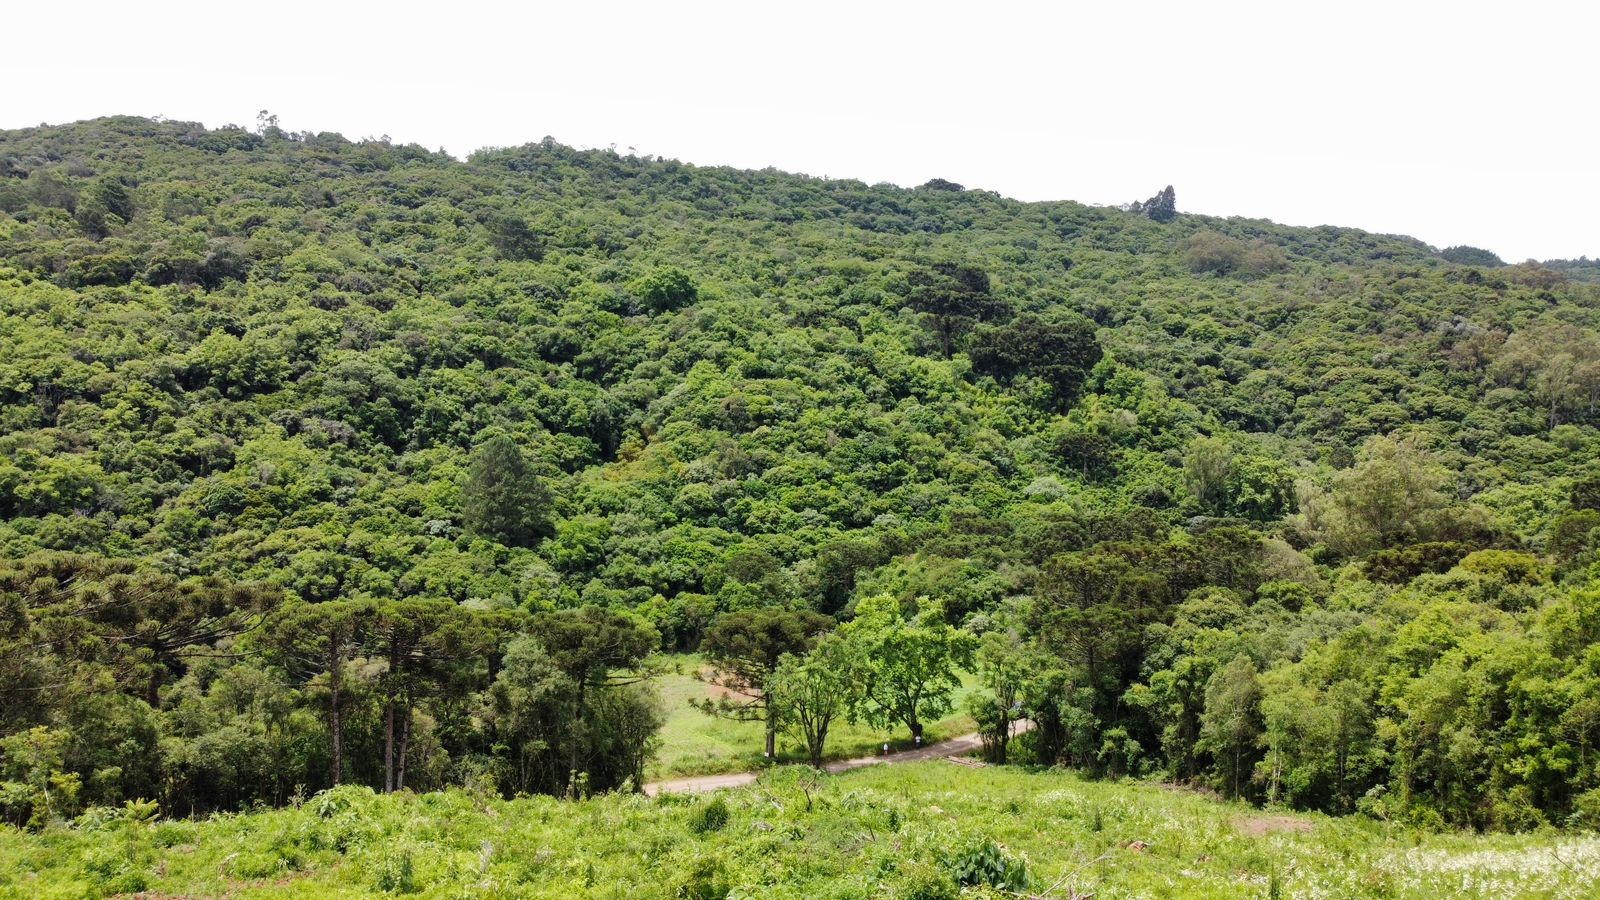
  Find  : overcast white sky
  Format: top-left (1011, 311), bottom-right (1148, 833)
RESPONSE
top-left (6, 1), bottom-right (1595, 261)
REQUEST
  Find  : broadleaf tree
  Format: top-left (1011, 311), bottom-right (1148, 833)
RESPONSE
top-left (842, 594), bottom-right (975, 745)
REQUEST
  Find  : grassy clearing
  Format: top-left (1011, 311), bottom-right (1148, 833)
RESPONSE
top-left (3, 762), bottom-right (1595, 899)
top-left (647, 654), bottom-right (979, 780)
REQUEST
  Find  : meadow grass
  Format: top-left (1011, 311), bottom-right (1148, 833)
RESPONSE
top-left (4, 762), bottom-right (1596, 899)
top-left (647, 654), bottom-right (979, 779)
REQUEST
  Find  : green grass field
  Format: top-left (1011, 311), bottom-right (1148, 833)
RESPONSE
top-left (4, 762), bottom-right (1595, 899)
top-left (646, 654), bottom-right (979, 780)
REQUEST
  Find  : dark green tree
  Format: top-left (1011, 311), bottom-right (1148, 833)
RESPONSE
top-left (905, 262), bottom-right (1006, 358)
top-left (462, 434), bottom-right (552, 547)
top-left (529, 607), bottom-right (659, 795)
top-left (260, 599), bottom-right (374, 786)
top-left (1572, 475), bottom-right (1600, 512)
top-left (1440, 245), bottom-right (1505, 266)
top-left (485, 212), bottom-right (546, 261)
top-left (1031, 550), bottom-right (1165, 761)
top-left (1135, 185), bottom-right (1176, 222)
top-left (968, 312), bottom-right (1101, 410)
top-left (694, 608), bottom-right (832, 758)
top-left (368, 599), bottom-right (500, 793)
top-left (1056, 430), bottom-right (1118, 481)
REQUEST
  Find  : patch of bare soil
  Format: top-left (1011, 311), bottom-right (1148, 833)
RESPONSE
top-left (696, 666), bottom-right (740, 701)
top-left (1151, 780), bottom-right (1223, 802)
top-left (1233, 813), bottom-right (1314, 837)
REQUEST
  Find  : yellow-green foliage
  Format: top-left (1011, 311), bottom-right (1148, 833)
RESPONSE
top-left (5, 117), bottom-right (1600, 836)
top-left (4, 763), bottom-right (1598, 899)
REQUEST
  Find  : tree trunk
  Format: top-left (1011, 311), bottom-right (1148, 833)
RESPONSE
top-left (810, 721), bottom-right (829, 768)
top-left (764, 715), bottom-right (777, 759)
top-left (567, 680), bottom-right (586, 799)
top-left (383, 701), bottom-right (395, 793)
top-left (396, 708), bottom-right (411, 792)
top-left (328, 642), bottom-right (343, 786)
top-left (384, 641), bottom-right (401, 793)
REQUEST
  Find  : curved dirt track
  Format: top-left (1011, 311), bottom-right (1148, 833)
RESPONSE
top-left (644, 721), bottom-right (1032, 796)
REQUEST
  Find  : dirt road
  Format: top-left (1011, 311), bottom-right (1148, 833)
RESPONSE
top-left (644, 721), bottom-right (1032, 796)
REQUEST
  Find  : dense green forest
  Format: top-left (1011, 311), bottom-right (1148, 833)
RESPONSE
top-left (3, 116), bottom-right (1600, 837)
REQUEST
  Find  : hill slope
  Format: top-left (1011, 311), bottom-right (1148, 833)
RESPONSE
top-left (2, 116), bottom-right (1594, 608)
top-left (2, 117), bottom-right (1600, 832)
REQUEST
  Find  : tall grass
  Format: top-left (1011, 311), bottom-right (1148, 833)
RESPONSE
top-left (3, 763), bottom-right (1596, 898)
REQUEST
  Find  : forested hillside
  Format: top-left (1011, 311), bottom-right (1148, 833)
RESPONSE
top-left (3, 116), bottom-right (1600, 833)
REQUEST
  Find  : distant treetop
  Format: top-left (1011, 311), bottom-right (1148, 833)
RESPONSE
top-left (1440, 245), bottom-right (1506, 267)
top-left (1129, 185), bottom-right (1177, 222)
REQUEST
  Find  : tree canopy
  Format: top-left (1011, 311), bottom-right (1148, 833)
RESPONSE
top-left (1, 117), bottom-right (1599, 831)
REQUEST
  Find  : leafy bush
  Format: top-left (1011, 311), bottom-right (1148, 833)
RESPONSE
top-left (894, 859), bottom-right (959, 899)
top-left (1182, 231), bottom-right (1287, 276)
top-left (1364, 541), bottom-right (1473, 583)
top-left (371, 845), bottom-right (418, 894)
top-left (79, 845), bottom-right (149, 895)
top-left (228, 850), bottom-right (287, 879)
top-left (630, 266), bottom-right (699, 312)
top-left (1569, 788), bottom-right (1600, 829)
top-left (674, 855), bottom-right (730, 899)
top-left (938, 838), bottom-right (1030, 891)
top-left (688, 797), bottom-right (731, 834)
